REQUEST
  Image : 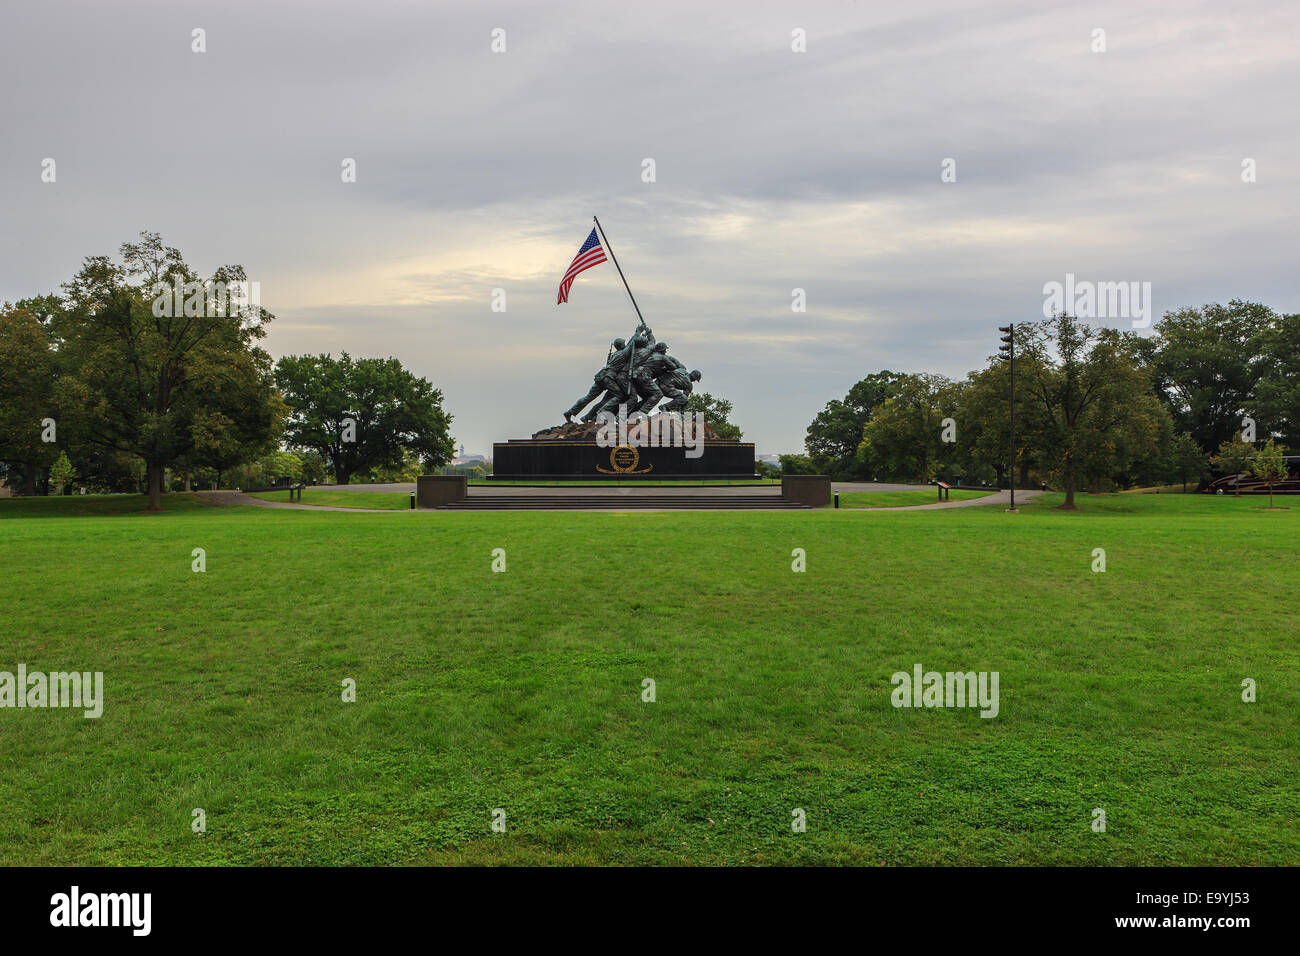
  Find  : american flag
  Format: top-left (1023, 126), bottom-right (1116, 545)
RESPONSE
top-left (556, 228), bottom-right (607, 304)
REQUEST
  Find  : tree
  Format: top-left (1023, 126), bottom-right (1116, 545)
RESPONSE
top-left (857, 373), bottom-right (954, 483)
top-left (1250, 438), bottom-right (1289, 509)
top-left (778, 453), bottom-right (819, 475)
top-left (1145, 300), bottom-right (1271, 454)
top-left (49, 451), bottom-right (76, 495)
top-left (274, 353), bottom-right (453, 485)
top-left (1210, 439), bottom-right (1254, 497)
top-left (259, 450), bottom-right (303, 484)
top-left (1017, 314), bottom-right (1159, 509)
top-left (684, 392), bottom-right (742, 440)
top-left (1072, 388), bottom-right (1168, 493)
top-left (954, 359), bottom-right (1051, 489)
top-left (298, 451), bottom-right (328, 485)
top-left (363, 448), bottom-right (423, 483)
top-left (804, 371), bottom-right (903, 476)
top-left (1169, 432), bottom-right (1208, 493)
top-left (1254, 311), bottom-right (1300, 449)
top-left (54, 232), bottom-right (282, 511)
top-left (185, 390), bottom-right (287, 490)
top-left (0, 302), bottom-right (60, 494)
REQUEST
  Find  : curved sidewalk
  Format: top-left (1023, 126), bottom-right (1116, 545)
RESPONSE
top-left (195, 487), bottom-right (1042, 512)
top-left (195, 491), bottom-right (411, 513)
top-left (842, 489), bottom-right (1044, 511)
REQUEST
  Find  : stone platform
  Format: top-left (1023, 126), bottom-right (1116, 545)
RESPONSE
top-left (420, 477), bottom-right (831, 510)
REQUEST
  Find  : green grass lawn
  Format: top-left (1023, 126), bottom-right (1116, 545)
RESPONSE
top-left (249, 490), bottom-right (412, 510)
top-left (835, 489), bottom-right (993, 508)
top-left (0, 493), bottom-right (210, 519)
top-left (0, 493), bottom-right (1295, 865)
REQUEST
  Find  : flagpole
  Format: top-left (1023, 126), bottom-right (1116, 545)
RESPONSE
top-left (592, 215), bottom-right (646, 332)
top-left (591, 216), bottom-right (648, 387)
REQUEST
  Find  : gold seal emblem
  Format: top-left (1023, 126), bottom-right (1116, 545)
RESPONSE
top-left (596, 444), bottom-right (653, 474)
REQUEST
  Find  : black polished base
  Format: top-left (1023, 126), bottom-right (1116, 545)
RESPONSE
top-left (490, 439), bottom-right (757, 480)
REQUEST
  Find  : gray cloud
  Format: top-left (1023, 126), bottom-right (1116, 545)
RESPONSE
top-left (2, 0), bottom-right (1297, 455)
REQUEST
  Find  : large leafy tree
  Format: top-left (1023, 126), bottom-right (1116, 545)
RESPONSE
top-left (856, 373), bottom-right (955, 483)
top-left (274, 353), bottom-right (453, 485)
top-left (1146, 300), bottom-right (1271, 454)
top-left (0, 302), bottom-right (60, 494)
top-left (684, 392), bottom-right (743, 441)
top-left (183, 396), bottom-right (287, 490)
top-left (1072, 388), bottom-right (1169, 492)
top-left (804, 371), bottom-right (904, 476)
top-left (54, 232), bottom-right (282, 510)
top-left (953, 358), bottom-right (1052, 489)
top-left (1254, 311), bottom-right (1300, 449)
top-left (1017, 314), bottom-right (1159, 509)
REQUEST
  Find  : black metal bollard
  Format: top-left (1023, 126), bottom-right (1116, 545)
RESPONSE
top-left (410, 492), bottom-right (416, 510)
top-left (834, 492), bottom-right (839, 509)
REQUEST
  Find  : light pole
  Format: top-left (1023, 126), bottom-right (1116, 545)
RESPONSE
top-left (998, 324), bottom-right (1016, 512)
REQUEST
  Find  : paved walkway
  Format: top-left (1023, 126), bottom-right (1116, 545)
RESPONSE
top-left (195, 491), bottom-right (409, 513)
top-left (833, 481), bottom-right (989, 493)
top-left (197, 487), bottom-right (1042, 512)
top-left (840, 488), bottom-right (1043, 511)
top-left (306, 481), bottom-right (998, 497)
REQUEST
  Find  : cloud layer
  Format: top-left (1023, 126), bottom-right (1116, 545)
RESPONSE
top-left (3, 0), bottom-right (1297, 454)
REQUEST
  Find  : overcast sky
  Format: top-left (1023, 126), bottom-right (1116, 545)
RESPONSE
top-left (3, 0), bottom-right (1297, 455)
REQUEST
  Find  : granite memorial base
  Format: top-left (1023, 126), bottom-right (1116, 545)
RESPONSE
top-left (490, 438), bottom-right (758, 481)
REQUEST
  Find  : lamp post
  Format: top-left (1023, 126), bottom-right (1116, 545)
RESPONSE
top-left (998, 324), bottom-right (1016, 512)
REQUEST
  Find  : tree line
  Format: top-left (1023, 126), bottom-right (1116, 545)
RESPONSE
top-left (790, 302), bottom-right (1298, 507)
top-left (0, 233), bottom-right (454, 510)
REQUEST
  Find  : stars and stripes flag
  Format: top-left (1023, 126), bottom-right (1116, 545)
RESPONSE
top-left (556, 228), bottom-right (608, 304)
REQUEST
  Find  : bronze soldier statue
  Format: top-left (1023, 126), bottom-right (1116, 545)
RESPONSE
top-left (592, 331), bottom-right (653, 420)
top-left (564, 337), bottom-right (627, 423)
top-left (657, 367), bottom-right (701, 413)
top-left (563, 326), bottom-right (702, 423)
top-left (630, 341), bottom-right (678, 413)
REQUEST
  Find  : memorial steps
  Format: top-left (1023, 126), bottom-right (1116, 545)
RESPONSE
top-left (439, 491), bottom-right (810, 510)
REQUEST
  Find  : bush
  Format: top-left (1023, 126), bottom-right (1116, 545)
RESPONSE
top-left (779, 454), bottom-right (820, 476)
